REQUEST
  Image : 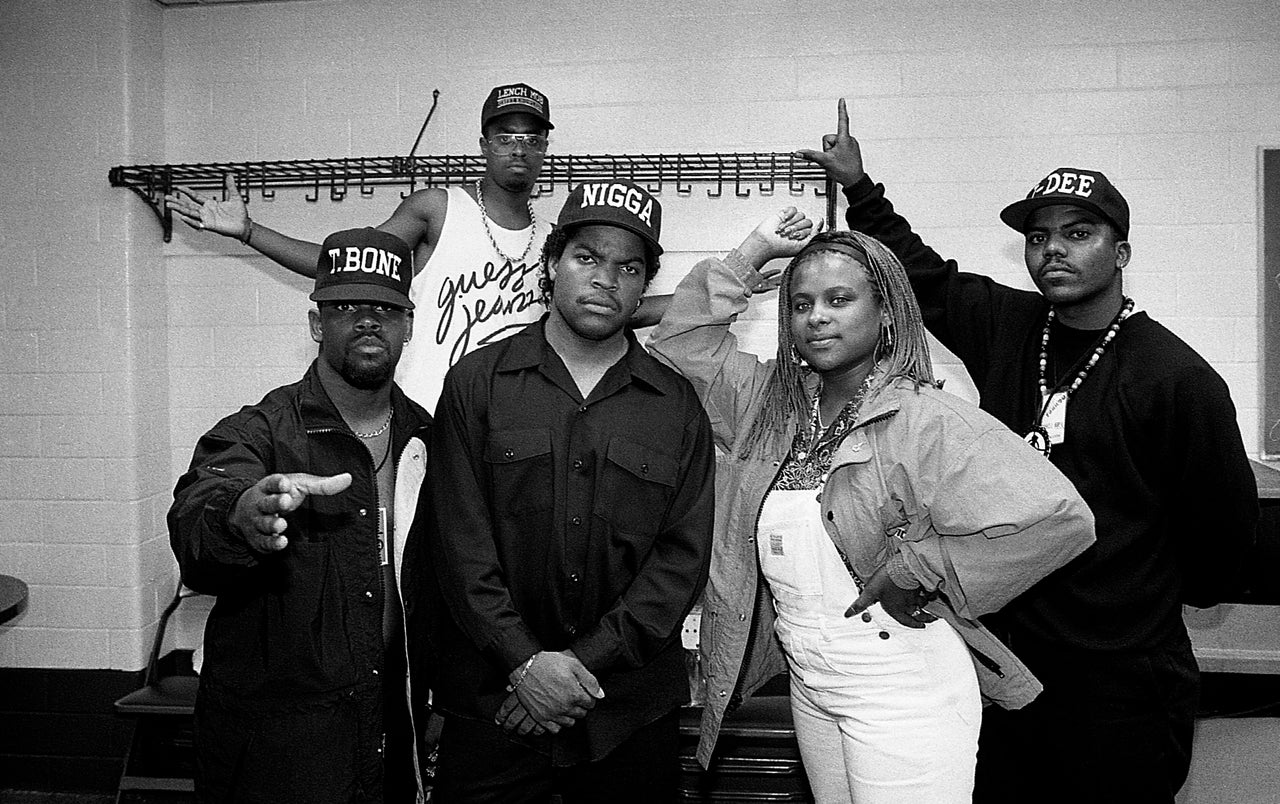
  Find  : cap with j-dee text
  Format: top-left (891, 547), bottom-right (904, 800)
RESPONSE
top-left (481, 83), bottom-right (554, 131)
top-left (557, 181), bottom-right (663, 256)
top-left (310, 228), bottom-right (415, 310)
top-left (1000, 167), bottom-right (1130, 239)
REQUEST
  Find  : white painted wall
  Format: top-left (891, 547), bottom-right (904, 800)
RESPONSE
top-left (1, 0), bottom-right (1277, 676)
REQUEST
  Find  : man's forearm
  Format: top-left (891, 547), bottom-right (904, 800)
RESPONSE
top-left (245, 221), bottom-right (323, 279)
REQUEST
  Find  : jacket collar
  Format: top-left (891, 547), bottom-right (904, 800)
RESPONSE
top-left (800, 366), bottom-right (906, 430)
top-left (496, 314), bottom-right (673, 396)
top-left (298, 360), bottom-right (431, 439)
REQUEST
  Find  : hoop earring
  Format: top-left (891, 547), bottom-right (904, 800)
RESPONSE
top-left (879, 323), bottom-right (894, 355)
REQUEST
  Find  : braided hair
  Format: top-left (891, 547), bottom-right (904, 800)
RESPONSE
top-left (738, 230), bottom-right (937, 459)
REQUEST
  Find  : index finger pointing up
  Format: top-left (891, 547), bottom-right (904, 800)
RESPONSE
top-left (837, 98), bottom-right (849, 138)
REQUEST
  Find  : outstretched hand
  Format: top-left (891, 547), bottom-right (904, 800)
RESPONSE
top-left (845, 564), bottom-right (937, 629)
top-left (230, 472), bottom-right (352, 552)
top-left (794, 98), bottom-right (866, 189)
top-left (166, 174), bottom-right (252, 242)
top-left (736, 206), bottom-right (818, 273)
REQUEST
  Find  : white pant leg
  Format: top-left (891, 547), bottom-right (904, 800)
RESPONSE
top-left (781, 610), bottom-right (980, 804)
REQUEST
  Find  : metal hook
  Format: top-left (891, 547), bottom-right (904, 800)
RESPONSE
top-left (760, 154), bottom-right (775, 196)
top-left (330, 161), bottom-right (348, 201)
top-left (789, 156), bottom-right (805, 196)
top-left (260, 164), bottom-right (275, 200)
top-left (728, 155), bottom-right (748, 198)
top-left (647, 155), bottom-right (663, 194)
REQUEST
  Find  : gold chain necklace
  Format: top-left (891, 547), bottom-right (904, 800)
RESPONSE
top-left (474, 180), bottom-right (537, 265)
top-left (352, 408), bottom-right (392, 439)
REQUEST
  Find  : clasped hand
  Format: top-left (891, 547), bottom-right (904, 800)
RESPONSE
top-left (495, 650), bottom-right (604, 737)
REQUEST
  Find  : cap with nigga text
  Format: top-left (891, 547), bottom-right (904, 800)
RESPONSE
top-left (557, 181), bottom-right (663, 256)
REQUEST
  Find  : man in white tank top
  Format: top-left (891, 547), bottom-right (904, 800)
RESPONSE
top-left (167, 83), bottom-right (560, 411)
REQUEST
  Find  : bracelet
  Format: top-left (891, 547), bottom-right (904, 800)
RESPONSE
top-left (239, 219), bottom-right (253, 246)
top-left (509, 654), bottom-right (537, 692)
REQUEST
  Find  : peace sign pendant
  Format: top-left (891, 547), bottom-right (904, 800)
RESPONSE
top-left (1024, 425), bottom-right (1052, 457)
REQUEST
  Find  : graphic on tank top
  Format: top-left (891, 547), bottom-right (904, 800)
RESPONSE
top-left (396, 186), bottom-right (552, 409)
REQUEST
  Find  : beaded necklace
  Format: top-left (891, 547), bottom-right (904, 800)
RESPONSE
top-left (474, 180), bottom-right (537, 265)
top-left (1024, 296), bottom-right (1133, 456)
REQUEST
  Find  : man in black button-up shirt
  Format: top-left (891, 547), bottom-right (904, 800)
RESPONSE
top-left (416, 181), bottom-right (715, 802)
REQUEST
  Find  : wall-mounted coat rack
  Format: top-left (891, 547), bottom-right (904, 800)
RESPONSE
top-left (108, 152), bottom-right (833, 242)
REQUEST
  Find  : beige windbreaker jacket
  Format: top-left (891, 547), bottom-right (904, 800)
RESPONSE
top-left (648, 250), bottom-right (1096, 768)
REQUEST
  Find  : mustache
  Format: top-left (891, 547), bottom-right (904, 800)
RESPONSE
top-left (577, 293), bottom-right (619, 311)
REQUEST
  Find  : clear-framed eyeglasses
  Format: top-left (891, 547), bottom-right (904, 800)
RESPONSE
top-left (485, 133), bottom-right (549, 154)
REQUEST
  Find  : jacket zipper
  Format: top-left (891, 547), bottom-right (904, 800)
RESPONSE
top-left (308, 423), bottom-right (396, 780)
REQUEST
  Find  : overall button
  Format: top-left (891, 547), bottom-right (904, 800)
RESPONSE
top-left (861, 612), bottom-right (872, 623)
top-left (878, 631), bottom-right (890, 640)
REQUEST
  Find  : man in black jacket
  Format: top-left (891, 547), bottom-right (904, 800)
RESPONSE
top-left (419, 181), bottom-right (715, 803)
top-left (798, 100), bottom-right (1258, 804)
top-left (169, 227), bottom-right (433, 803)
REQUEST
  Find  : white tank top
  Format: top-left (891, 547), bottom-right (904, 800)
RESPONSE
top-left (396, 186), bottom-right (552, 411)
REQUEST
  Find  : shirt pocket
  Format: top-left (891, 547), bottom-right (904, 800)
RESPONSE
top-left (592, 437), bottom-right (679, 537)
top-left (484, 428), bottom-right (553, 516)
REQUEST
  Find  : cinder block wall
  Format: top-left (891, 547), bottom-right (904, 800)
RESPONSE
top-left (2, 0), bottom-right (1278, 673)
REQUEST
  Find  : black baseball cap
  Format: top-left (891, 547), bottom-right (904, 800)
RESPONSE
top-left (557, 181), bottom-right (663, 256)
top-left (481, 83), bottom-right (553, 131)
top-left (311, 228), bottom-right (414, 310)
top-left (1000, 167), bottom-right (1130, 239)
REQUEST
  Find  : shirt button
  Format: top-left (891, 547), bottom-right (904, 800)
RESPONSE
top-left (570, 573), bottom-right (580, 583)
top-left (365, 590), bottom-right (374, 600)
top-left (861, 612), bottom-right (872, 623)
top-left (641, 464), bottom-right (649, 474)
top-left (573, 459), bottom-right (583, 471)
top-left (566, 625), bottom-right (577, 636)
top-left (571, 516), bottom-right (582, 526)
top-left (738, 613), bottom-right (746, 621)
top-left (578, 406), bottom-right (588, 414)
top-left (372, 668), bottom-right (380, 675)
top-left (504, 449), bottom-right (514, 459)
top-left (719, 690), bottom-right (728, 698)
top-left (879, 631), bottom-right (890, 640)
top-left (359, 508), bottom-right (368, 517)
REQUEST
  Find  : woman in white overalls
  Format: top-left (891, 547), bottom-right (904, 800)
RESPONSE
top-left (648, 211), bottom-right (1095, 803)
